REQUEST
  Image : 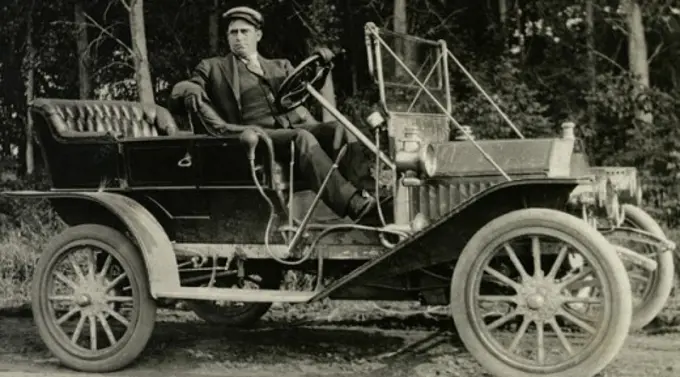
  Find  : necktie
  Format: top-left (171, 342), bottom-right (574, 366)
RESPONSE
top-left (244, 57), bottom-right (264, 77)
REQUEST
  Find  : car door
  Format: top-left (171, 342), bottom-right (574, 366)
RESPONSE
top-left (194, 135), bottom-right (262, 188)
top-left (120, 135), bottom-right (199, 188)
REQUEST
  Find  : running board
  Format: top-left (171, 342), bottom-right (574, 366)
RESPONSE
top-left (154, 287), bottom-right (315, 303)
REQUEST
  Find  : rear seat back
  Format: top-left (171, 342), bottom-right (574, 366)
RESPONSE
top-left (30, 98), bottom-right (180, 138)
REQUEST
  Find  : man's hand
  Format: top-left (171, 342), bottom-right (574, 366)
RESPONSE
top-left (314, 46), bottom-right (335, 63)
top-left (184, 88), bottom-right (204, 113)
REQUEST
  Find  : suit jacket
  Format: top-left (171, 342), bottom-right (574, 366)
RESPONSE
top-left (188, 52), bottom-right (302, 127)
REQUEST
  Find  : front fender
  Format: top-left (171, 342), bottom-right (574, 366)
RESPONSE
top-left (2, 190), bottom-right (179, 298)
top-left (311, 177), bottom-right (586, 302)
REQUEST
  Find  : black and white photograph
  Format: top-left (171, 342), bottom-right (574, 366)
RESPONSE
top-left (1, 1), bottom-right (679, 376)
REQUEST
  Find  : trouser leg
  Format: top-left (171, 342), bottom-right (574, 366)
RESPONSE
top-left (294, 121), bottom-right (373, 191)
top-left (264, 128), bottom-right (358, 217)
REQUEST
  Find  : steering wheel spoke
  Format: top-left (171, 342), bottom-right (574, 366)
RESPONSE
top-left (275, 54), bottom-right (333, 113)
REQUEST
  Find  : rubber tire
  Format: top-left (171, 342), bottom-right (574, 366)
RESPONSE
top-left (189, 301), bottom-right (272, 327)
top-left (187, 269), bottom-right (281, 327)
top-left (32, 224), bottom-right (157, 373)
top-left (451, 208), bottom-right (632, 377)
top-left (621, 204), bottom-right (675, 331)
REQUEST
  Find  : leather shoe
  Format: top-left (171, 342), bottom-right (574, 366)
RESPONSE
top-left (346, 190), bottom-right (377, 221)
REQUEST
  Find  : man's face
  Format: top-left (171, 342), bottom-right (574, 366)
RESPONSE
top-left (227, 19), bottom-right (262, 57)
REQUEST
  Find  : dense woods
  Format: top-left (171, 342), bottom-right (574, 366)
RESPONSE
top-left (1, 0), bottom-right (680, 224)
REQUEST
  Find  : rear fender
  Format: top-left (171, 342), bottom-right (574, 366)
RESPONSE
top-left (311, 178), bottom-right (584, 302)
top-left (2, 190), bottom-right (178, 298)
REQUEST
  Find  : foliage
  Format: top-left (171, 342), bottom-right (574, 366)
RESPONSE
top-left (0, 0), bottom-right (676, 218)
top-left (0, 1), bottom-right (677, 201)
top-left (450, 56), bottom-right (553, 140)
top-left (576, 71), bottom-right (680, 224)
top-left (0, 172), bottom-right (64, 237)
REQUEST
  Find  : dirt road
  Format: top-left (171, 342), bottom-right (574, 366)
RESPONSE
top-left (1, 308), bottom-right (679, 377)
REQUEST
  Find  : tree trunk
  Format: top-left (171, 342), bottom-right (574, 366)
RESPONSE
top-left (344, 0), bottom-right (357, 95)
top-left (624, 0), bottom-right (652, 123)
top-left (128, 0), bottom-right (154, 104)
top-left (75, 0), bottom-right (91, 99)
top-left (393, 0), bottom-right (407, 35)
top-left (393, 0), bottom-right (414, 77)
top-left (2, 36), bottom-right (19, 160)
top-left (209, 0), bottom-right (219, 55)
top-left (585, 0), bottom-right (596, 131)
top-left (498, 0), bottom-right (508, 46)
top-left (499, 0), bottom-right (508, 25)
top-left (23, 0), bottom-right (36, 175)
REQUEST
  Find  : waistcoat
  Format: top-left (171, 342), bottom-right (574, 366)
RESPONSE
top-left (237, 61), bottom-right (278, 125)
top-left (237, 59), bottom-right (306, 127)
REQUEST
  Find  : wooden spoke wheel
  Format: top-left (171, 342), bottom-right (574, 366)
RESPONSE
top-left (32, 224), bottom-right (156, 373)
top-left (618, 204), bottom-right (675, 330)
top-left (451, 209), bottom-right (632, 377)
top-left (186, 269), bottom-right (282, 327)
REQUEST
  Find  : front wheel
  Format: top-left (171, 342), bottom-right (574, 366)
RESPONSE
top-left (619, 204), bottom-right (675, 331)
top-left (32, 224), bottom-right (157, 373)
top-left (451, 208), bottom-right (632, 377)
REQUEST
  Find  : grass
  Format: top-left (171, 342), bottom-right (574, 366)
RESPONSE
top-left (0, 225), bottom-right (48, 308)
top-left (0, 192), bottom-right (63, 309)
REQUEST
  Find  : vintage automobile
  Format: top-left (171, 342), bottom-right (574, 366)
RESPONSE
top-left (1, 22), bottom-right (675, 377)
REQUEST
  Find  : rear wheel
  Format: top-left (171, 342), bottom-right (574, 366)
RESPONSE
top-left (451, 208), bottom-right (632, 377)
top-left (187, 269), bottom-right (281, 327)
top-left (32, 224), bottom-right (156, 373)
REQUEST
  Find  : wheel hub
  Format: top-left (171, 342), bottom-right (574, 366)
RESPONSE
top-left (76, 294), bottom-right (91, 307)
top-left (526, 293), bottom-right (545, 310)
top-left (518, 277), bottom-right (561, 320)
top-left (73, 275), bottom-right (111, 314)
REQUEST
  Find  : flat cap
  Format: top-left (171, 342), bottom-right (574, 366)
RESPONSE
top-left (222, 6), bottom-right (264, 29)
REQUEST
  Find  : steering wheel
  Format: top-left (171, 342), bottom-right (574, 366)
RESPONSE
top-left (275, 53), bottom-right (333, 113)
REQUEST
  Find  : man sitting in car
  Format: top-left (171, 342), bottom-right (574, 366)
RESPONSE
top-left (172, 6), bottom-right (377, 222)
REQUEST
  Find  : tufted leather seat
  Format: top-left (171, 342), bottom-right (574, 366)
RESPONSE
top-left (30, 98), bottom-right (180, 138)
